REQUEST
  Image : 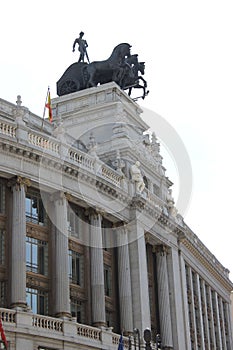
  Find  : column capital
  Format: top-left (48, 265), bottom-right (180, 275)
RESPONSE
top-left (153, 244), bottom-right (169, 255)
top-left (8, 175), bottom-right (31, 191)
top-left (113, 221), bottom-right (127, 230)
top-left (50, 190), bottom-right (66, 204)
top-left (87, 207), bottom-right (105, 221)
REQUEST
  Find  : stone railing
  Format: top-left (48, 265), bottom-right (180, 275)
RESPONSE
top-left (0, 308), bottom-right (16, 323)
top-left (77, 323), bottom-right (101, 340)
top-left (28, 133), bottom-right (60, 154)
top-left (69, 148), bottom-right (95, 171)
top-left (101, 164), bottom-right (122, 187)
top-left (32, 314), bottom-right (63, 332)
top-left (0, 308), bottom-right (126, 349)
top-left (0, 122), bottom-right (16, 138)
top-left (144, 188), bottom-right (163, 209)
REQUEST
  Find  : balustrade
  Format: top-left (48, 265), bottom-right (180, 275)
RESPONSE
top-left (0, 122), bottom-right (16, 138)
top-left (0, 308), bottom-right (16, 323)
top-left (28, 133), bottom-right (59, 154)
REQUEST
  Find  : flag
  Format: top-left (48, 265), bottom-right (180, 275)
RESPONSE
top-left (118, 334), bottom-right (124, 350)
top-left (45, 88), bottom-right (53, 122)
top-left (0, 318), bottom-right (7, 349)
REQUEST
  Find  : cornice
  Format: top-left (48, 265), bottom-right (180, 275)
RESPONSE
top-left (179, 234), bottom-right (233, 291)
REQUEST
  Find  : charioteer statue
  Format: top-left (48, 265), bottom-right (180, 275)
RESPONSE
top-left (57, 33), bottom-right (149, 100)
top-left (72, 31), bottom-right (90, 64)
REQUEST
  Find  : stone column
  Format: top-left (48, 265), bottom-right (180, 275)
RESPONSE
top-left (207, 286), bottom-right (216, 350)
top-left (219, 298), bottom-right (227, 349)
top-left (128, 220), bottom-right (151, 334)
top-left (155, 245), bottom-right (173, 349)
top-left (9, 176), bottom-right (30, 309)
top-left (115, 223), bottom-right (133, 334)
top-left (214, 291), bottom-right (222, 349)
top-left (51, 191), bottom-right (71, 318)
top-left (89, 209), bottom-right (106, 327)
top-left (166, 247), bottom-right (187, 349)
top-left (201, 280), bottom-right (211, 350)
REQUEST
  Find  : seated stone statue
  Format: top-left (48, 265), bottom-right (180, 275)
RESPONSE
top-left (130, 161), bottom-right (145, 193)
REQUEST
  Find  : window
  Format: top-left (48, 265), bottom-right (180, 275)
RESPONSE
top-left (26, 237), bottom-right (48, 275)
top-left (70, 297), bottom-right (85, 323)
top-left (104, 265), bottom-right (112, 297)
top-left (153, 184), bottom-right (160, 196)
top-left (143, 175), bottom-right (149, 189)
top-left (102, 219), bottom-right (113, 251)
top-left (0, 182), bottom-right (5, 214)
top-left (67, 204), bottom-right (85, 238)
top-left (0, 230), bottom-right (5, 265)
top-left (26, 287), bottom-right (48, 315)
top-left (68, 250), bottom-right (84, 286)
top-left (106, 310), bottom-right (113, 327)
top-left (26, 191), bottom-right (47, 226)
top-left (0, 281), bottom-right (6, 307)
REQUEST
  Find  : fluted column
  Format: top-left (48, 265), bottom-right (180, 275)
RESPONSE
top-left (155, 245), bottom-right (173, 349)
top-left (115, 223), bottom-right (133, 334)
top-left (9, 176), bottom-right (30, 309)
top-left (51, 191), bottom-right (71, 318)
top-left (219, 298), bottom-right (227, 349)
top-left (207, 286), bottom-right (217, 350)
top-left (214, 291), bottom-right (222, 349)
top-left (89, 209), bottom-right (106, 327)
top-left (128, 220), bottom-right (151, 333)
top-left (201, 280), bottom-right (211, 350)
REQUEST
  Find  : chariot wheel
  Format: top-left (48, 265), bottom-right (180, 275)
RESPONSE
top-left (59, 80), bottom-right (78, 96)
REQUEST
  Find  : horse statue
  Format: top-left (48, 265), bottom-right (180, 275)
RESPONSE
top-left (83, 43), bottom-right (131, 87)
top-left (122, 55), bottom-right (149, 100)
top-left (56, 42), bottom-right (149, 100)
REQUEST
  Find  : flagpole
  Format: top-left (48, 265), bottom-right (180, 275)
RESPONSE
top-left (40, 87), bottom-right (50, 131)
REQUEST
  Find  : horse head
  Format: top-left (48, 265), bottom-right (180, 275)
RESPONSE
top-left (126, 54), bottom-right (139, 66)
top-left (110, 43), bottom-right (131, 63)
top-left (138, 62), bottom-right (145, 75)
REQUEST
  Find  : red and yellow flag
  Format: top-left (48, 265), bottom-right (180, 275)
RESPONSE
top-left (45, 89), bottom-right (53, 122)
top-left (0, 318), bottom-right (8, 349)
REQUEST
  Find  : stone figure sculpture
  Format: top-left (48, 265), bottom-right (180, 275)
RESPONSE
top-left (72, 31), bottom-right (90, 63)
top-left (130, 161), bottom-right (145, 193)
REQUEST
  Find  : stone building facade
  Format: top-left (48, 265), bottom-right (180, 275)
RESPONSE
top-left (0, 82), bottom-right (232, 349)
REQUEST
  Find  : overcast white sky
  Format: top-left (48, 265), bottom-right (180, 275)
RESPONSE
top-left (1, 1), bottom-right (233, 279)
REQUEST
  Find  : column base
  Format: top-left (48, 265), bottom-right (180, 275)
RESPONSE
top-left (123, 330), bottom-right (134, 336)
top-left (55, 312), bottom-right (72, 320)
top-left (93, 321), bottom-right (107, 328)
top-left (10, 302), bottom-right (28, 311)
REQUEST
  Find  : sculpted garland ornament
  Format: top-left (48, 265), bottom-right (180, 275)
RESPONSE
top-left (57, 33), bottom-right (149, 100)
